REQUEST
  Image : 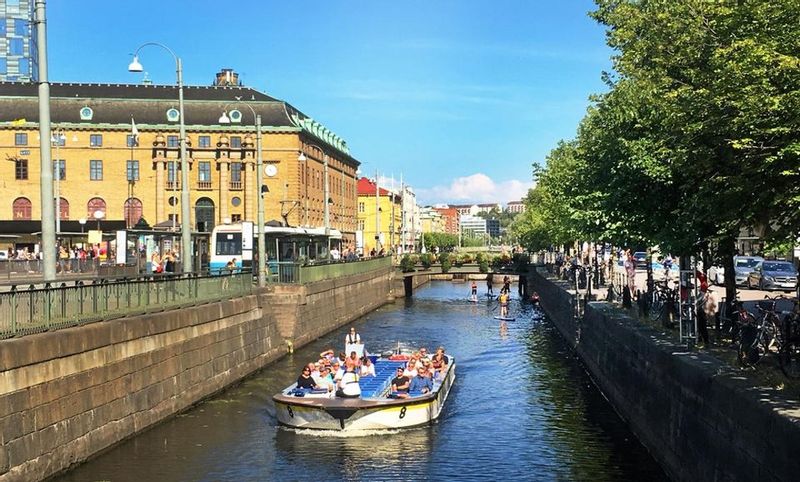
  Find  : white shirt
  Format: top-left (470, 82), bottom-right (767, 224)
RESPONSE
top-left (339, 371), bottom-right (361, 397)
top-left (359, 363), bottom-right (376, 377)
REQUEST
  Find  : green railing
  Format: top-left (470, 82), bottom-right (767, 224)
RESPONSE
top-left (0, 272), bottom-right (253, 339)
top-left (267, 257), bottom-right (392, 284)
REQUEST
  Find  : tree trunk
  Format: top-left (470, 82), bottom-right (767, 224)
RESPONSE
top-left (720, 236), bottom-right (737, 310)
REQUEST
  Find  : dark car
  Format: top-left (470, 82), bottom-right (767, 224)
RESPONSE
top-left (633, 251), bottom-right (648, 269)
top-left (747, 260), bottom-right (798, 292)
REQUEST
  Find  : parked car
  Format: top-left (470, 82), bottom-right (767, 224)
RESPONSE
top-left (0, 251), bottom-right (6, 261)
top-left (633, 251), bottom-right (648, 269)
top-left (747, 260), bottom-right (798, 292)
top-left (709, 256), bottom-right (763, 286)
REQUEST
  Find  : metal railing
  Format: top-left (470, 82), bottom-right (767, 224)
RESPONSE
top-left (266, 256), bottom-right (392, 284)
top-left (0, 271), bottom-right (252, 339)
top-left (0, 259), bottom-right (140, 281)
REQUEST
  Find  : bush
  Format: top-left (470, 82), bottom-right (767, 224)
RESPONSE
top-left (460, 253), bottom-right (474, 264)
top-left (439, 252), bottom-right (452, 273)
top-left (400, 254), bottom-right (416, 273)
top-left (475, 252), bottom-right (486, 264)
top-left (420, 253), bottom-right (434, 269)
top-left (478, 258), bottom-right (489, 273)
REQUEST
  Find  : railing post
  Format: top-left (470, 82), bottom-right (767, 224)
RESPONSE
top-left (44, 283), bottom-right (51, 331)
top-left (10, 286), bottom-right (17, 336)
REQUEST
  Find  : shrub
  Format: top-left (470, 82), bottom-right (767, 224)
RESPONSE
top-left (420, 253), bottom-right (434, 269)
top-left (460, 253), bottom-right (474, 264)
top-left (478, 258), bottom-right (489, 273)
top-left (439, 252), bottom-right (452, 273)
top-left (400, 254), bottom-right (416, 273)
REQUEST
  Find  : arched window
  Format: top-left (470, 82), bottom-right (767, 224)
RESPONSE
top-left (86, 197), bottom-right (106, 218)
top-left (124, 198), bottom-right (143, 227)
top-left (195, 197), bottom-right (215, 232)
top-left (12, 197), bottom-right (32, 220)
top-left (58, 197), bottom-right (69, 220)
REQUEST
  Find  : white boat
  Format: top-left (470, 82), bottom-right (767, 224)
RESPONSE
top-left (273, 355), bottom-right (456, 431)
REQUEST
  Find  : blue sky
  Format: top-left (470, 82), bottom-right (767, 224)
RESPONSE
top-left (47, 0), bottom-right (611, 205)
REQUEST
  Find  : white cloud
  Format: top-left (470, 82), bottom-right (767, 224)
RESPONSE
top-left (415, 173), bottom-right (533, 205)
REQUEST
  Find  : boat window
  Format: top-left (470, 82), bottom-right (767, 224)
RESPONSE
top-left (215, 232), bottom-right (243, 256)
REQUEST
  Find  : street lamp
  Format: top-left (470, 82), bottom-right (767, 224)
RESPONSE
top-left (219, 99), bottom-right (267, 287)
top-left (128, 42), bottom-right (192, 274)
top-left (51, 127), bottom-right (65, 236)
top-left (78, 218), bottom-right (86, 233)
top-left (93, 209), bottom-right (104, 230)
top-left (297, 146), bottom-right (330, 252)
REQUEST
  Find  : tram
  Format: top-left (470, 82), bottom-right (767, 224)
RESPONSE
top-left (209, 223), bottom-right (342, 274)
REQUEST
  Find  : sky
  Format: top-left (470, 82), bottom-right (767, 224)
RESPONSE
top-left (46, 0), bottom-right (612, 205)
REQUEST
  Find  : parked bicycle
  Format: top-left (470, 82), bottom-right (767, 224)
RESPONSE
top-left (778, 297), bottom-right (800, 378)
top-left (738, 295), bottom-right (784, 368)
top-left (648, 279), bottom-right (678, 328)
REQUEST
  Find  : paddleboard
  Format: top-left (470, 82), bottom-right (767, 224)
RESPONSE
top-left (494, 316), bottom-right (515, 321)
top-left (468, 298), bottom-right (478, 303)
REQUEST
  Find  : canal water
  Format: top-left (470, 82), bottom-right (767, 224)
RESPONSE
top-left (57, 281), bottom-right (666, 482)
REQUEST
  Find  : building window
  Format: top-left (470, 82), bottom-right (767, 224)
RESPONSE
top-left (89, 134), bottom-right (103, 147)
top-left (231, 196), bottom-right (242, 207)
top-left (358, 220), bottom-right (365, 231)
top-left (126, 134), bottom-right (138, 147)
top-left (126, 160), bottom-right (139, 181)
top-left (90, 160), bottom-right (103, 180)
top-left (358, 202), bottom-right (365, 213)
top-left (54, 159), bottom-right (66, 181)
top-left (58, 198), bottom-right (69, 220)
top-left (231, 214), bottom-right (242, 222)
top-left (167, 135), bottom-right (179, 148)
top-left (14, 133), bottom-right (27, 146)
top-left (231, 162), bottom-right (242, 182)
top-left (198, 135), bottom-right (211, 148)
top-left (15, 158), bottom-right (28, 180)
top-left (198, 161), bottom-right (211, 182)
top-left (230, 136), bottom-right (242, 148)
top-left (124, 198), bottom-right (143, 227)
top-left (167, 162), bottom-right (177, 183)
top-left (12, 197), bottom-right (32, 220)
top-left (9, 38), bottom-right (23, 56)
top-left (87, 197), bottom-right (106, 218)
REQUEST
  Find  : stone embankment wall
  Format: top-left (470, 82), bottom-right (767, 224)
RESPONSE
top-left (0, 266), bottom-right (394, 482)
top-left (529, 269), bottom-right (800, 482)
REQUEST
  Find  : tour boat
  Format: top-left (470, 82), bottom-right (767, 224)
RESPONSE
top-left (273, 353), bottom-right (456, 431)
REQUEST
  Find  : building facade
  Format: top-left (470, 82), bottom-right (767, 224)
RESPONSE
top-left (459, 214), bottom-right (487, 237)
top-left (0, 79), bottom-right (360, 245)
top-left (399, 184), bottom-right (418, 254)
top-left (419, 207), bottom-right (445, 234)
top-left (356, 177), bottom-right (401, 254)
top-left (0, 0), bottom-right (37, 82)
top-left (506, 200), bottom-right (526, 214)
top-left (432, 206), bottom-right (459, 234)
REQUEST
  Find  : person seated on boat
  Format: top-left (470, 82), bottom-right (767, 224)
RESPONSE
top-left (431, 350), bottom-right (447, 378)
top-left (345, 327), bottom-right (361, 347)
top-left (499, 292), bottom-right (509, 317)
top-left (346, 351), bottom-right (361, 370)
top-left (336, 366), bottom-right (361, 398)
top-left (418, 347), bottom-right (430, 361)
top-left (310, 362), bottom-right (321, 379)
top-left (409, 366), bottom-right (434, 395)
top-left (296, 366), bottom-right (317, 390)
top-left (331, 361), bottom-right (343, 381)
top-left (337, 352), bottom-right (348, 367)
top-left (359, 356), bottom-right (376, 377)
top-left (316, 366), bottom-right (335, 392)
top-left (403, 358), bottom-right (418, 378)
top-left (390, 366), bottom-right (411, 399)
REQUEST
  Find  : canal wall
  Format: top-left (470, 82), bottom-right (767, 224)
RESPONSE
top-left (0, 266), bottom-right (395, 482)
top-left (529, 269), bottom-right (800, 482)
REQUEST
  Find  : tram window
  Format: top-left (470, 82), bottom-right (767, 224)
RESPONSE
top-left (215, 232), bottom-right (243, 255)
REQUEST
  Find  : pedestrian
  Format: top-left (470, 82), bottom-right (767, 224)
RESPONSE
top-left (624, 250), bottom-right (636, 298)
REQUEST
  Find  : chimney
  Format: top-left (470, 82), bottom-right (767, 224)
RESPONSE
top-left (214, 69), bottom-right (240, 86)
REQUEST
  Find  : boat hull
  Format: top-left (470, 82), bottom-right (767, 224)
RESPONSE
top-left (274, 362), bottom-right (456, 431)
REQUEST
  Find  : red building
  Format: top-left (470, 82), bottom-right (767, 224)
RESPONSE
top-left (433, 207), bottom-right (460, 234)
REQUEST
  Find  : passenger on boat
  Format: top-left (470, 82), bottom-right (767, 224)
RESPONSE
top-left (310, 362), bottom-right (321, 379)
top-left (296, 366), bottom-right (317, 389)
top-left (346, 351), bottom-right (361, 369)
top-left (409, 367), bottom-right (434, 395)
top-left (345, 327), bottom-right (361, 346)
top-left (391, 367), bottom-right (411, 398)
top-left (316, 366), bottom-right (335, 392)
top-left (403, 358), bottom-right (418, 378)
top-left (359, 356), bottom-right (376, 377)
top-left (431, 348), bottom-right (448, 379)
top-left (320, 349), bottom-right (335, 362)
top-left (336, 366), bottom-right (361, 398)
top-left (419, 347), bottom-right (429, 360)
top-left (332, 361), bottom-right (344, 381)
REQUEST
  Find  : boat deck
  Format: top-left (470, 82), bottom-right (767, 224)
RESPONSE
top-left (358, 359), bottom-right (407, 398)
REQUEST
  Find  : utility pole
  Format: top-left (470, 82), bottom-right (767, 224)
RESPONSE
top-left (36, 0), bottom-right (56, 282)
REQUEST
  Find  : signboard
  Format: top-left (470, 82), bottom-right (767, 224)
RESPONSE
top-left (115, 231), bottom-right (127, 265)
top-left (242, 221), bottom-right (254, 250)
top-left (87, 230), bottom-right (102, 244)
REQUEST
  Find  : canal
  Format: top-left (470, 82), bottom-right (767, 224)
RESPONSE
top-left (56, 281), bottom-right (666, 481)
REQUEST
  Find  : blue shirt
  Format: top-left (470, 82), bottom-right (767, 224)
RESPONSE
top-left (409, 375), bottom-right (433, 394)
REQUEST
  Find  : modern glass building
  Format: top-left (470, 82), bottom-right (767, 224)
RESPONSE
top-left (0, 0), bottom-right (37, 82)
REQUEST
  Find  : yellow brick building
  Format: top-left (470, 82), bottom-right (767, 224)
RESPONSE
top-left (0, 80), bottom-right (361, 248)
top-left (356, 177), bottom-right (402, 254)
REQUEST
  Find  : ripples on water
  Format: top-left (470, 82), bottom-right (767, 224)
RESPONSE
top-left (57, 281), bottom-right (666, 482)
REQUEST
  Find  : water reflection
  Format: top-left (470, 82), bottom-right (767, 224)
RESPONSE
top-left (56, 281), bottom-right (665, 482)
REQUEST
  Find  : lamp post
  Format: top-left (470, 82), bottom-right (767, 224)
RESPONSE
top-left (93, 209), bottom-right (104, 230)
top-left (219, 100), bottom-right (266, 287)
top-left (128, 42), bottom-right (192, 274)
top-left (298, 145), bottom-right (330, 255)
top-left (78, 217), bottom-right (86, 233)
top-left (51, 127), bottom-right (65, 236)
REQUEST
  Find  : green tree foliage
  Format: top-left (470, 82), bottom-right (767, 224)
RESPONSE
top-left (400, 254), bottom-right (416, 273)
top-left (422, 232), bottom-right (459, 251)
top-left (518, 0), bottom-right (800, 303)
top-left (439, 252), bottom-right (452, 273)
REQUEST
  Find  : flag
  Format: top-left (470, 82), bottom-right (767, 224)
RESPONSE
top-left (10, 118), bottom-right (26, 126)
top-left (130, 117), bottom-right (139, 147)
